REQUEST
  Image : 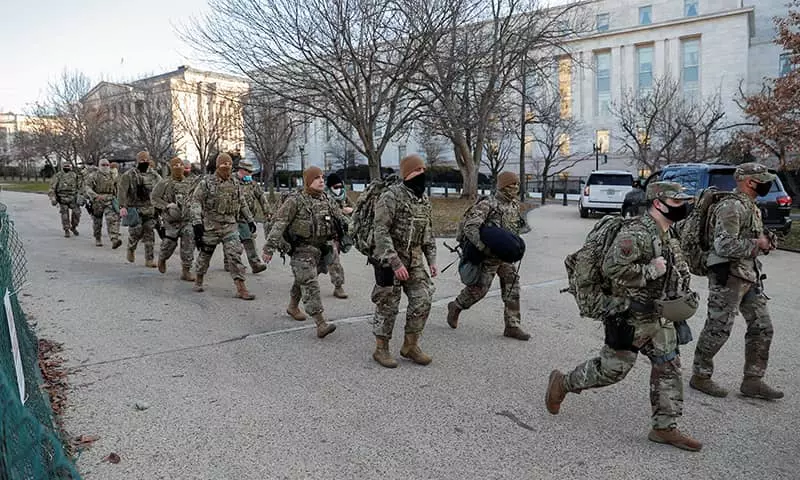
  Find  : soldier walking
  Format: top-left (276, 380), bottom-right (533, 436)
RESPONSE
top-left (546, 182), bottom-right (703, 452)
top-left (84, 159), bottom-right (121, 248)
top-left (190, 153), bottom-right (257, 300)
top-left (118, 151), bottom-right (162, 267)
top-left (48, 161), bottom-right (82, 238)
top-left (151, 157), bottom-right (196, 282)
top-left (234, 159), bottom-right (269, 274)
top-left (325, 173), bottom-right (353, 299)
top-left (446, 171), bottom-right (530, 340)
top-left (690, 162), bottom-right (784, 400)
top-left (370, 154), bottom-right (437, 368)
top-left (262, 166), bottom-right (342, 338)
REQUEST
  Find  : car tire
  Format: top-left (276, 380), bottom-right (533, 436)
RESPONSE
top-left (579, 206), bottom-right (589, 218)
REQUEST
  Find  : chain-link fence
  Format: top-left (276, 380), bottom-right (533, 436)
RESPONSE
top-left (0, 202), bottom-right (81, 479)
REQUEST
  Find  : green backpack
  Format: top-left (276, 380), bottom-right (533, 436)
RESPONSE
top-left (677, 187), bottom-right (738, 276)
top-left (561, 215), bottom-right (633, 319)
top-left (351, 174), bottom-right (401, 258)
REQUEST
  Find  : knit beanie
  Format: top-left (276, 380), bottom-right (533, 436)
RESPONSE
top-left (304, 166), bottom-right (324, 189)
top-left (399, 154), bottom-right (425, 179)
top-left (497, 171), bottom-right (520, 189)
top-left (326, 173), bottom-right (343, 188)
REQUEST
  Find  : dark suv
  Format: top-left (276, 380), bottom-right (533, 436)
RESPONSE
top-left (647, 163), bottom-right (792, 234)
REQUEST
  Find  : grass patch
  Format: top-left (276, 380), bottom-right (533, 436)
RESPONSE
top-left (1, 181), bottom-right (50, 193)
top-left (777, 227), bottom-right (800, 251)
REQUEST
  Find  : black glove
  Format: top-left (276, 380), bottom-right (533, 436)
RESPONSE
top-left (193, 224), bottom-right (205, 246)
top-left (248, 221), bottom-right (257, 234)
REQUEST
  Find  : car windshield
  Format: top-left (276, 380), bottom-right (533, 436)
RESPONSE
top-left (588, 174), bottom-right (632, 186)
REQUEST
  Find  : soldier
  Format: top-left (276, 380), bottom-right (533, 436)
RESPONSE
top-left (446, 171), bottom-right (530, 340)
top-left (234, 159), bottom-right (269, 274)
top-left (84, 158), bottom-right (122, 248)
top-left (262, 166), bottom-right (341, 338)
top-left (690, 162), bottom-right (783, 400)
top-left (546, 181), bottom-right (703, 452)
top-left (325, 173), bottom-right (353, 299)
top-left (370, 154), bottom-right (437, 368)
top-left (48, 161), bottom-right (83, 238)
top-left (151, 157), bottom-right (196, 282)
top-left (118, 151), bottom-right (162, 267)
top-left (110, 162), bottom-right (120, 182)
top-left (191, 153), bottom-right (257, 300)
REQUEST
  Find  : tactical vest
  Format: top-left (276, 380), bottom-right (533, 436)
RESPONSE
top-left (484, 197), bottom-right (522, 235)
top-left (204, 177), bottom-right (242, 216)
top-left (91, 172), bottom-right (116, 195)
top-left (388, 185), bottom-right (431, 254)
top-left (55, 172), bottom-right (80, 196)
top-left (239, 181), bottom-right (266, 221)
top-left (287, 193), bottom-right (334, 245)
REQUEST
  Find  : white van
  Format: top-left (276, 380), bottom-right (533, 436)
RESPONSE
top-left (578, 170), bottom-right (636, 218)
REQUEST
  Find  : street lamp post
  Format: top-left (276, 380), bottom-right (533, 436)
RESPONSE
top-left (299, 145), bottom-right (306, 172)
top-left (592, 141), bottom-right (603, 171)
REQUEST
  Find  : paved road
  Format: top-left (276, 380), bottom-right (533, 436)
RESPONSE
top-left (6, 190), bottom-right (800, 480)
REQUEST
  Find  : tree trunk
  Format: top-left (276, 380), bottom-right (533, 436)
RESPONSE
top-left (368, 152), bottom-right (381, 181)
top-left (453, 141), bottom-right (478, 199)
top-left (541, 165), bottom-right (550, 205)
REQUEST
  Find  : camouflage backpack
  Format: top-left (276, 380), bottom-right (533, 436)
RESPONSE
top-left (677, 186), bottom-right (738, 276)
top-left (561, 215), bottom-right (634, 319)
top-left (351, 174), bottom-right (401, 258)
top-left (455, 196), bottom-right (494, 245)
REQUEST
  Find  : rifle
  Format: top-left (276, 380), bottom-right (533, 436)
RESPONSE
top-left (440, 241), bottom-right (462, 274)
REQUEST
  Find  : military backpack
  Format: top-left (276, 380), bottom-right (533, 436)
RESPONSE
top-left (676, 187), bottom-right (738, 276)
top-left (455, 196), bottom-right (493, 245)
top-left (350, 174), bottom-right (401, 258)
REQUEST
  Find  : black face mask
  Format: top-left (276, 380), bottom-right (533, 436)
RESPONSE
top-left (137, 162), bottom-right (149, 173)
top-left (404, 172), bottom-right (426, 197)
top-left (657, 201), bottom-right (689, 223)
top-left (753, 181), bottom-right (772, 197)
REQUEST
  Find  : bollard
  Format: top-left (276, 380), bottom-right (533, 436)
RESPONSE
top-left (562, 191), bottom-right (568, 206)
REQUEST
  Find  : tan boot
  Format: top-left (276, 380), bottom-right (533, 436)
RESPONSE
top-left (689, 375), bottom-right (729, 398)
top-left (126, 248), bottom-right (135, 263)
top-left (446, 301), bottom-right (461, 329)
top-left (400, 333), bottom-right (432, 365)
top-left (251, 262), bottom-right (267, 274)
top-left (648, 428), bottom-right (703, 452)
top-left (234, 279), bottom-right (255, 300)
top-left (158, 259), bottom-right (167, 274)
top-left (145, 259), bottom-right (157, 268)
top-left (333, 286), bottom-right (348, 299)
top-left (546, 370), bottom-right (568, 415)
top-left (193, 274), bottom-right (204, 292)
top-left (286, 297), bottom-right (307, 321)
top-left (312, 313), bottom-right (336, 338)
top-left (180, 267), bottom-right (196, 282)
top-left (503, 326), bottom-right (531, 341)
top-left (740, 376), bottom-right (784, 400)
top-left (373, 337), bottom-right (398, 368)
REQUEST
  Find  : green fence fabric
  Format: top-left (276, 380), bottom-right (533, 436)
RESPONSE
top-left (0, 203), bottom-right (81, 479)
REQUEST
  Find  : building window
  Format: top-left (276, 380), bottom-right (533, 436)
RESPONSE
top-left (558, 56), bottom-right (572, 118)
top-left (596, 130), bottom-right (610, 154)
top-left (685, 0), bottom-right (698, 17)
top-left (639, 6), bottom-right (652, 25)
top-left (558, 133), bottom-right (570, 156)
top-left (682, 38), bottom-right (700, 99)
top-left (595, 51), bottom-right (611, 116)
top-left (637, 45), bottom-right (654, 94)
top-left (780, 53), bottom-right (793, 77)
top-left (596, 13), bottom-right (609, 32)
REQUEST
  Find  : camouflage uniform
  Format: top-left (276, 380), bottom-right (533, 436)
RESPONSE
top-left (190, 174), bottom-right (253, 282)
top-left (692, 163), bottom-right (781, 399)
top-left (453, 193), bottom-right (524, 329)
top-left (326, 188), bottom-right (354, 289)
top-left (371, 183), bottom-right (436, 339)
top-left (84, 168), bottom-right (120, 246)
top-left (48, 169), bottom-right (82, 235)
top-left (236, 177), bottom-right (272, 272)
top-left (151, 176), bottom-right (195, 273)
top-left (118, 167), bottom-right (162, 262)
top-left (264, 191), bottom-right (341, 317)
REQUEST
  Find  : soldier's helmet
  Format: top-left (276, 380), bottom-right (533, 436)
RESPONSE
top-left (646, 181), bottom-right (694, 201)
top-left (238, 159), bottom-right (255, 172)
top-left (734, 162), bottom-right (776, 183)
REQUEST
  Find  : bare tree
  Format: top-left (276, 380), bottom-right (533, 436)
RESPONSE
top-left (416, 123), bottom-right (445, 167)
top-left (481, 106), bottom-right (518, 182)
top-left (118, 87), bottom-right (176, 166)
top-left (242, 89), bottom-right (299, 184)
top-left (326, 134), bottom-right (361, 174)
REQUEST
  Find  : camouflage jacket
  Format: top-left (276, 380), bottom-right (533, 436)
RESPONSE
top-left (190, 174), bottom-right (253, 228)
top-left (707, 190), bottom-right (763, 283)
top-left (603, 213), bottom-right (691, 317)
top-left (373, 183), bottom-right (436, 269)
top-left (151, 176), bottom-right (195, 225)
top-left (84, 170), bottom-right (117, 200)
top-left (327, 188), bottom-right (354, 211)
top-left (462, 193), bottom-right (522, 255)
top-left (237, 178), bottom-right (272, 223)
top-left (118, 168), bottom-right (162, 214)
top-left (264, 190), bottom-right (343, 253)
top-left (48, 171), bottom-right (83, 204)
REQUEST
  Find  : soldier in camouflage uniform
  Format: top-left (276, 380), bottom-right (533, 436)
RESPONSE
top-left (446, 171), bottom-right (530, 340)
top-left (233, 159), bottom-right (269, 274)
top-left (118, 151), bottom-right (162, 267)
top-left (151, 157), bottom-right (196, 282)
top-left (370, 154), bottom-right (437, 368)
top-left (191, 153), bottom-right (257, 300)
top-left (325, 173), bottom-right (353, 299)
top-left (690, 162), bottom-right (783, 400)
top-left (48, 161), bottom-right (82, 237)
top-left (84, 159), bottom-right (121, 248)
top-left (546, 181), bottom-right (703, 452)
top-left (263, 166), bottom-right (341, 338)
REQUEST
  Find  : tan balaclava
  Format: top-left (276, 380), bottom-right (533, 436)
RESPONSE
top-left (496, 171), bottom-right (520, 200)
top-left (216, 153), bottom-right (233, 180)
top-left (170, 157), bottom-right (184, 180)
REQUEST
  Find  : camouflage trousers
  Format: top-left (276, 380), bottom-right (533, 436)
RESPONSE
top-left (693, 273), bottom-right (773, 379)
top-left (196, 223), bottom-right (245, 281)
top-left (289, 244), bottom-right (326, 316)
top-left (455, 259), bottom-right (520, 327)
top-left (128, 213), bottom-right (156, 262)
top-left (58, 202), bottom-right (80, 231)
top-left (91, 199), bottom-right (120, 241)
top-left (159, 222), bottom-right (194, 269)
top-left (563, 319), bottom-right (682, 430)
top-left (327, 246), bottom-right (345, 287)
top-left (371, 251), bottom-right (434, 339)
